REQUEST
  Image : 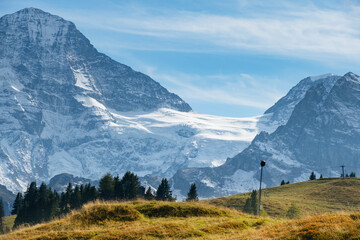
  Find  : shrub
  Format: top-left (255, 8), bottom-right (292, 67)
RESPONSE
top-left (285, 203), bottom-right (301, 219)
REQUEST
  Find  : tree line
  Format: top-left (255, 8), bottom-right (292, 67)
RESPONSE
top-left (11, 171), bottom-right (198, 228)
top-left (309, 171), bottom-right (356, 180)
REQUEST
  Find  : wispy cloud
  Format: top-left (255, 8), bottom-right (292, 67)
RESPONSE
top-left (60, 2), bottom-right (360, 62)
top-left (145, 68), bottom-right (284, 110)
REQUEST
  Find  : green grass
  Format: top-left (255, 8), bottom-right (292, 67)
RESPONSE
top-left (205, 178), bottom-right (360, 218)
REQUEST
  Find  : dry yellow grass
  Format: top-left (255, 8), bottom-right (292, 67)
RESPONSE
top-left (0, 200), bottom-right (274, 240)
top-left (238, 212), bottom-right (360, 239)
top-left (205, 178), bottom-right (360, 218)
top-left (2, 200), bottom-right (360, 239)
top-left (3, 178), bottom-right (360, 239)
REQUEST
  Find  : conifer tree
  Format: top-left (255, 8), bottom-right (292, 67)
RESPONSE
top-left (120, 171), bottom-right (142, 200)
top-left (70, 185), bottom-right (82, 209)
top-left (37, 183), bottom-right (49, 221)
top-left (144, 187), bottom-right (155, 200)
top-left (280, 180), bottom-right (285, 185)
top-left (46, 190), bottom-right (59, 221)
top-left (319, 174), bottom-right (323, 179)
top-left (286, 181), bottom-right (290, 184)
top-left (350, 172), bottom-right (356, 177)
top-left (243, 190), bottom-right (257, 215)
top-left (0, 198), bottom-right (4, 233)
top-left (22, 182), bottom-right (39, 224)
top-left (309, 172), bottom-right (316, 180)
top-left (114, 175), bottom-right (123, 199)
top-left (156, 178), bottom-right (175, 201)
top-left (11, 192), bottom-right (23, 215)
top-left (186, 183), bottom-right (198, 201)
top-left (99, 173), bottom-right (115, 200)
top-left (81, 183), bottom-right (97, 204)
top-left (59, 183), bottom-right (73, 214)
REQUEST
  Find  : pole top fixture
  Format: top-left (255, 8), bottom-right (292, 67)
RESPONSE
top-left (261, 160), bottom-right (266, 167)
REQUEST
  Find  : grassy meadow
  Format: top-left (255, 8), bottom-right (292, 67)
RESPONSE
top-left (205, 178), bottom-right (360, 218)
top-left (2, 178), bottom-right (360, 239)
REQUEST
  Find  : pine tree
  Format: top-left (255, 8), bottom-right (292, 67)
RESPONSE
top-left (186, 183), bottom-right (198, 201)
top-left (280, 180), bottom-right (286, 185)
top-left (309, 172), bottom-right (316, 180)
top-left (120, 171), bottom-right (142, 200)
top-left (144, 187), bottom-right (155, 200)
top-left (11, 192), bottom-right (23, 215)
top-left (243, 197), bottom-right (252, 214)
top-left (70, 185), bottom-right (82, 209)
top-left (14, 182), bottom-right (60, 226)
top-left (23, 182), bottom-right (39, 224)
top-left (156, 178), bottom-right (175, 201)
top-left (99, 173), bottom-right (115, 200)
top-left (0, 198), bottom-right (4, 233)
top-left (59, 192), bottom-right (69, 215)
top-left (350, 172), bottom-right (356, 177)
top-left (286, 181), bottom-right (290, 184)
top-left (37, 183), bottom-right (49, 221)
top-left (46, 190), bottom-right (59, 221)
top-left (243, 190), bottom-right (257, 215)
top-left (319, 174), bottom-right (323, 179)
top-left (81, 183), bottom-right (97, 204)
top-left (114, 175), bottom-right (123, 199)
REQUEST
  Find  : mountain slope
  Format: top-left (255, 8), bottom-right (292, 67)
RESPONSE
top-left (173, 72), bottom-right (360, 198)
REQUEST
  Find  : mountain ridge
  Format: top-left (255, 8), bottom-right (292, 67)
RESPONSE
top-left (172, 72), bottom-right (360, 198)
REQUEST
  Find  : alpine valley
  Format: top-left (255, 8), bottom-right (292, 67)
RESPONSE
top-left (0, 7), bottom-right (358, 210)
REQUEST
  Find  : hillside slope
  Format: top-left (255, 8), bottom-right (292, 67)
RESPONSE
top-left (206, 178), bottom-right (360, 218)
top-left (3, 199), bottom-right (360, 239)
top-left (0, 201), bottom-right (275, 240)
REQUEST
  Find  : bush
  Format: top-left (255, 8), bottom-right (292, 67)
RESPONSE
top-left (285, 203), bottom-right (301, 219)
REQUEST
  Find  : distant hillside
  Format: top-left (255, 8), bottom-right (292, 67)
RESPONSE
top-left (205, 178), bottom-right (360, 217)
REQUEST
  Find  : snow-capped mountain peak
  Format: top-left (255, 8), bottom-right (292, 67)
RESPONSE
top-left (172, 72), bottom-right (360, 198)
top-left (0, 8), bottom-right (268, 194)
top-left (309, 73), bottom-right (335, 81)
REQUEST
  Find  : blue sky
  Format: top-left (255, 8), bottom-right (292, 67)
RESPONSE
top-left (1, 0), bottom-right (360, 117)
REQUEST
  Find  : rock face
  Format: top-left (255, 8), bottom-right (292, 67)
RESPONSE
top-left (0, 8), bottom-right (273, 194)
top-left (173, 73), bottom-right (360, 198)
top-left (264, 74), bottom-right (340, 126)
top-left (48, 173), bottom-right (98, 193)
top-left (0, 7), bottom-right (192, 193)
